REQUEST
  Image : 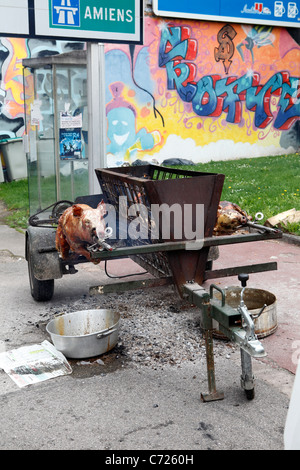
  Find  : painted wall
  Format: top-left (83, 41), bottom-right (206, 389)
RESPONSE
top-left (105, 17), bottom-right (300, 166)
top-left (0, 20), bottom-right (299, 168)
top-left (0, 37), bottom-right (85, 140)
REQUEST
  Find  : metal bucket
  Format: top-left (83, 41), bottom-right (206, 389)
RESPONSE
top-left (209, 286), bottom-right (277, 339)
top-left (46, 309), bottom-right (120, 358)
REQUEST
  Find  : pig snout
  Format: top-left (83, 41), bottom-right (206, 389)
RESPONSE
top-left (94, 225), bottom-right (106, 241)
top-left (240, 215), bottom-right (247, 225)
top-left (86, 220), bottom-right (105, 241)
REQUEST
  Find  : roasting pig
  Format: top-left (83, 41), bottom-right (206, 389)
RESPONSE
top-left (55, 201), bottom-right (107, 264)
top-left (214, 201), bottom-right (251, 235)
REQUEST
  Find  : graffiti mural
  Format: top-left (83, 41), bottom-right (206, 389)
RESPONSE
top-left (160, 24), bottom-right (299, 130)
top-left (105, 17), bottom-right (300, 165)
top-left (106, 81), bottom-right (161, 165)
top-left (236, 25), bottom-right (275, 63)
top-left (0, 39), bottom-right (24, 139)
top-left (105, 45), bottom-right (162, 166)
top-left (214, 24), bottom-right (237, 74)
top-left (0, 18), bottom-right (299, 166)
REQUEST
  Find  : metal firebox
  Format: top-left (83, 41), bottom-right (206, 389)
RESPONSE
top-left (95, 164), bottom-right (225, 294)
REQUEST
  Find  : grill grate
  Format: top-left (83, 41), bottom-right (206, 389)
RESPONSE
top-left (95, 164), bottom-right (225, 293)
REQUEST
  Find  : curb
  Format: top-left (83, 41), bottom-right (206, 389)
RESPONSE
top-left (282, 233), bottom-right (300, 247)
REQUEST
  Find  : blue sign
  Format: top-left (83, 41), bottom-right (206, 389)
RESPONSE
top-left (153, 0), bottom-right (300, 27)
top-left (51, 0), bottom-right (80, 28)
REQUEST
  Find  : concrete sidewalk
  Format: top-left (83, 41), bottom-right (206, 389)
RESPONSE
top-left (0, 223), bottom-right (298, 450)
top-left (204, 236), bottom-right (300, 375)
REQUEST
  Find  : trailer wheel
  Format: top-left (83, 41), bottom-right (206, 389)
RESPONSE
top-left (27, 237), bottom-right (54, 301)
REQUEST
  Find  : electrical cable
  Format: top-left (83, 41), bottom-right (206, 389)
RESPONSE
top-left (104, 260), bottom-right (147, 279)
top-left (28, 200), bottom-right (74, 227)
top-left (129, 44), bottom-right (165, 127)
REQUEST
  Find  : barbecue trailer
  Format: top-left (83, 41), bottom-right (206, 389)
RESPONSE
top-left (25, 164), bottom-right (282, 401)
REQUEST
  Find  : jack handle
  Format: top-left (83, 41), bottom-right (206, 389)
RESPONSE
top-left (238, 273), bottom-right (267, 318)
top-left (210, 284), bottom-right (226, 306)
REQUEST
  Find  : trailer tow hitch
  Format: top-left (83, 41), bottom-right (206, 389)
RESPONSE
top-left (183, 273), bottom-right (267, 402)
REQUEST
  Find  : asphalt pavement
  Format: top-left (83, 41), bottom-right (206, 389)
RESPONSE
top-left (0, 221), bottom-right (299, 451)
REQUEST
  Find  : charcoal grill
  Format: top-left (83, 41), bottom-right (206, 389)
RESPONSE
top-left (95, 164), bottom-right (225, 294)
top-left (25, 164), bottom-right (283, 402)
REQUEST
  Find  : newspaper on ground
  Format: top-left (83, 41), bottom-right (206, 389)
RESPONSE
top-left (0, 340), bottom-right (72, 388)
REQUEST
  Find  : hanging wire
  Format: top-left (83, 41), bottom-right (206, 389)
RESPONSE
top-left (129, 44), bottom-right (165, 127)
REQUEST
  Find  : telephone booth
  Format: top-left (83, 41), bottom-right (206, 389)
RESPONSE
top-left (23, 50), bottom-right (88, 215)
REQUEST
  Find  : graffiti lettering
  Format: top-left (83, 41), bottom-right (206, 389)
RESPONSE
top-left (159, 26), bottom-right (300, 130)
top-left (214, 24), bottom-right (237, 75)
top-left (159, 25), bottom-right (198, 102)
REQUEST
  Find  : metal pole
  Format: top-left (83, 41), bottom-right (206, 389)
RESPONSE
top-left (87, 42), bottom-right (107, 195)
top-left (183, 284), bottom-right (224, 402)
top-left (200, 301), bottom-right (225, 402)
top-left (240, 348), bottom-right (255, 400)
top-left (53, 64), bottom-right (61, 201)
top-left (33, 70), bottom-right (42, 210)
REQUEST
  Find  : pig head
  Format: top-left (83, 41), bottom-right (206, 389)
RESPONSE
top-left (214, 201), bottom-right (251, 235)
top-left (55, 201), bottom-right (107, 264)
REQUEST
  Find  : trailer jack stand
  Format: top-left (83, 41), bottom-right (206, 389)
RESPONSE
top-left (240, 348), bottom-right (255, 400)
top-left (183, 283), bottom-right (225, 402)
top-left (183, 274), bottom-right (266, 402)
top-left (201, 329), bottom-right (224, 402)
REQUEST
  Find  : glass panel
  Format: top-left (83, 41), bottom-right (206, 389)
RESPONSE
top-left (24, 61), bottom-right (88, 215)
top-left (24, 66), bottom-right (56, 215)
top-left (55, 65), bottom-right (88, 202)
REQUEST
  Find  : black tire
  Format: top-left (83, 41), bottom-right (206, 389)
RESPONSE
top-left (245, 388), bottom-right (255, 400)
top-left (27, 238), bottom-right (54, 301)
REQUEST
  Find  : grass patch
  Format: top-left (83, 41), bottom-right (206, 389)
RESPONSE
top-left (0, 178), bottom-right (29, 231)
top-left (0, 153), bottom-right (299, 235)
top-left (178, 153), bottom-right (300, 235)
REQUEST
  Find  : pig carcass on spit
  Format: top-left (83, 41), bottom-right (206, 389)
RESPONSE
top-left (55, 201), bottom-right (107, 264)
top-left (214, 201), bottom-right (251, 235)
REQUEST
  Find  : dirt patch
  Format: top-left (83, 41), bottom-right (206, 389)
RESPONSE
top-left (68, 345), bottom-right (129, 379)
top-left (0, 201), bottom-right (9, 224)
top-left (41, 286), bottom-right (232, 379)
top-left (0, 249), bottom-right (22, 260)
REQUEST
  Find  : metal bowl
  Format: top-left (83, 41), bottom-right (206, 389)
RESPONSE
top-left (208, 287), bottom-right (277, 339)
top-left (46, 309), bottom-right (120, 359)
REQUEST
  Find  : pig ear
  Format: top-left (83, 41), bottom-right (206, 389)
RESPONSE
top-left (73, 204), bottom-right (83, 217)
top-left (97, 200), bottom-right (107, 215)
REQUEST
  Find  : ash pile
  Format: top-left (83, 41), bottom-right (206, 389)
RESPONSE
top-left (47, 285), bottom-right (231, 370)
